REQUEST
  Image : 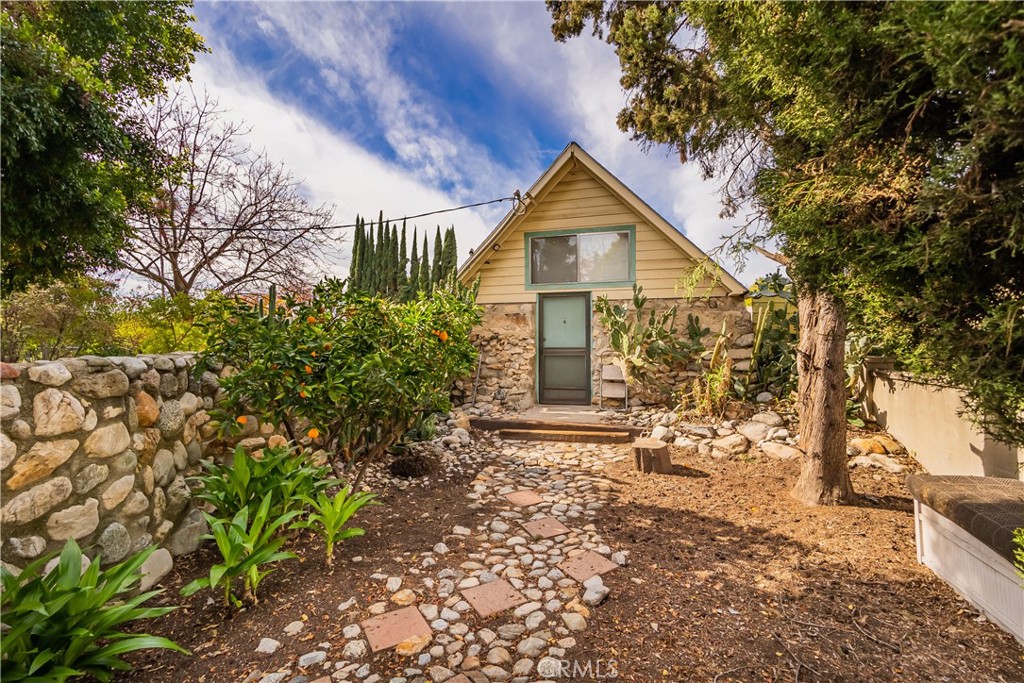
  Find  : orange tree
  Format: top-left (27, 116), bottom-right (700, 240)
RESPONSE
top-left (199, 279), bottom-right (480, 487)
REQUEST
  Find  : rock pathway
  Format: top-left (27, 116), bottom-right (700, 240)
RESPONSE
top-left (251, 438), bottom-right (630, 683)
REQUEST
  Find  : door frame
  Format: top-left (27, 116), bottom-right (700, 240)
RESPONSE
top-left (536, 291), bottom-right (592, 405)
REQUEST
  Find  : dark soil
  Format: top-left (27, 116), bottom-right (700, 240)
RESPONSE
top-left (119, 440), bottom-right (1024, 683)
top-left (119, 461), bottom-right (492, 683)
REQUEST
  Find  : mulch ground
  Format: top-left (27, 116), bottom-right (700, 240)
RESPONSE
top-left (120, 439), bottom-right (1024, 683)
top-left (567, 450), bottom-right (1024, 682)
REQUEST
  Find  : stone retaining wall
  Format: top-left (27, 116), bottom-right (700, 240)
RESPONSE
top-left (454, 297), bottom-right (752, 412)
top-left (0, 353), bottom-right (225, 575)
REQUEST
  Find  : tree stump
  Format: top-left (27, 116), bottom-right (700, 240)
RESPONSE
top-left (632, 437), bottom-right (671, 474)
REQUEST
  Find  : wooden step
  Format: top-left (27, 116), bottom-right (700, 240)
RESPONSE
top-left (496, 428), bottom-right (633, 444)
top-left (471, 417), bottom-right (644, 438)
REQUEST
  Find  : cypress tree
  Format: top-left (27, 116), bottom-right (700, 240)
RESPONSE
top-left (408, 227), bottom-right (419, 298)
top-left (420, 233), bottom-right (431, 294)
top-left (389, 223), bottom-right (400, 295)
top-left (363, 218), bottom-right (375, 292)
top-left (442, 226), bottom-right (458, 282)
top-left (397, 220), bottom-right (408, 300)
top-left (431, 226), bottom-right (443, 288)
top-left (374, 218), bottom-right (385, 294)
top-left (349, 216), bottom-right (363, 290)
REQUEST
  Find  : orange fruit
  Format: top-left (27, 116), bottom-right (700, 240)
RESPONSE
top-left (236, 415), bottom-right (248, 425)
top-left (307, 315), bottom-right (317, 324)
top-left (308, 428), bottom-right (320, 439)
top-left (311, 351), bottom-right (317, 358)
top-left (299, 390), bottom-right (307, 398)
top-left (439, 331), bottom-right (449, 342)
top-left (304, 365), bottom-right (313, 374)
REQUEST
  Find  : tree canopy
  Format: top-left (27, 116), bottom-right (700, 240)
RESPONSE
top-left (550, 0), bottom-right (1024, 446)
top-left (0, 1), bottom-right (206, 292)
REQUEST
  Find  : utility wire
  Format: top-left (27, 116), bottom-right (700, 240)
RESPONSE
top-left (174, 195), bottom-right (519, 234)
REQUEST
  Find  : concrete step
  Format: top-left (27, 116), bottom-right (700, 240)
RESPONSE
top-left (495, 428), bottom-right (634, 444)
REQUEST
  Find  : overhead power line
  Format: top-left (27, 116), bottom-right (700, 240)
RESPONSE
top-left (174, 195), bottom-right (521, 234)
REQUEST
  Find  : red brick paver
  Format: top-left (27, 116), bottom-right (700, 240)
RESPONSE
top-left (521, 516), bottom-right (571, 539)
top-left (461, 579), bottom-right (528, 618)
top-left (360, 606), bottom-right (432, 652)
top-left (504, 489), bottom-right (545, 506)
top-left (558, 550), bottom-right (619, 583)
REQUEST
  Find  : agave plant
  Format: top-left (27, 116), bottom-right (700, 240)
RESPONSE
top-left (0, 541), bottom-right (186, 683)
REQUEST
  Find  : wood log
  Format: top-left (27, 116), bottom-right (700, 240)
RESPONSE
top-left (632, 437), bottom-right (671, 474)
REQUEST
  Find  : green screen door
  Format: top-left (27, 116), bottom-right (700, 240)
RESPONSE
top-left (539, 293), bottom-right (590, 404)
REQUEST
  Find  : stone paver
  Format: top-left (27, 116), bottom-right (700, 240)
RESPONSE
top-left (558, 549), bottom-right (620, 583)
top-left (461, 578), bottom-right (529, 618)
top-left (520, 516), bottom-right (572, 539)
top-left (504, 489), bottom-right (545, 506)
top-left (360, 605), bottom-right (432, 652)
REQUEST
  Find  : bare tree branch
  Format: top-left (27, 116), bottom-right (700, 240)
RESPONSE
top-left (124, 86), bottom-right (336, 296)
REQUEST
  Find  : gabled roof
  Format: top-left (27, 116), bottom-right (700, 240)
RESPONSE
top-left (459, 142), bottom-right (747, 296)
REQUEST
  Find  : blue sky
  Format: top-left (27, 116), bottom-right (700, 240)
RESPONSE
top-left (187, 1), bottom-right (774, 285)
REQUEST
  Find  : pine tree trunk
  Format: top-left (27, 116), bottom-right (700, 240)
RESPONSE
top-left (792, 289), bottom-right (855, 505)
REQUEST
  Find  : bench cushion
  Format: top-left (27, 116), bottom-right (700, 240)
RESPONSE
top-left (905, 474), bottom-right (1023, 564)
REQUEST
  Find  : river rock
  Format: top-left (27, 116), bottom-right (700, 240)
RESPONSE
top-left (73, 369), bottom-right (129, 398)
top-left (33, 389), bottom-right (84, 436)
top-left (97, 522), bottom-right (131, 563)
top-left (27, 362), bottom-right (72, 387)
top-left (2, 476), bottom-right (73, 524)
top-left (736, 420), bottom-right (770, 443)
top-left (157, 400), bottom-right (184, 439)
top-left (101, 474), bottom-right (136, 510)
top-left (761, 442), bottom-right (803, 460)
top-left (0, 433), bottom-right (15, 470)
top-left (6, 438), bottom-right (79, 490)
top-left (72, 462), bottom-right (109, 493)
top-left (139, 548), bottom-right (173, 591)
top-left (710, 433), bottom-right (749, 456)
top-left (135, 391), bottom-right (160, 427)
top-left (84, 422), bottom-right (130, 458)
top-left (46, 497), bottom-right (100, 540)
top-left (1, 384), bottom-right (22, 420)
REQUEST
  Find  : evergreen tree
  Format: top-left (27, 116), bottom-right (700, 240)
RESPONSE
top-left (362, 218), bottom-right (375, 293)
top-left (355, 217), bottom-right (367, 290)
top-left (374, 218), bottom-right (385, 294)
top-left (408, 228), bottom-right (420, 298)
top-left (397, 220), bottom-right (409, 300)
top-left (431, 226), bottom-right (444, 288)
top-left (389, 223), bottom-right (400, 294)
top-left (419, 233), bottom-right (431, 294)
top-left (442, 226), bottom-right (458, 282)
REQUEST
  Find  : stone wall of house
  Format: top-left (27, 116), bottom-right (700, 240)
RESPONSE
top-left (455, 296), bottom-right (753, 412)
top-left (453, 304), bottom-right (536, 412)
top-left (0, 353), bottom-right (235, 578)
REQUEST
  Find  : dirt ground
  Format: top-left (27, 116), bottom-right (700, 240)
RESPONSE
top-left (120, 439), bottom-right (1024, 683)
top-left (567, 450), bottom-right (1024, 682)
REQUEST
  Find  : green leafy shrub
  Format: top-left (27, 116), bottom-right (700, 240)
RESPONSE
top-left (199, 278), bottom-right (481, 488)
top-left (181, 497), bottom-right (299, 607)
top-left (190, 444), bottom-right (334, 520)
top-left (594, 283), bottom-right (709, 394)
top-left (296, 488), bottom-right (377, 567)
top-left (115, 293), bottom-right (220, 354)
top-left (0, 276), bottom-right (123, 361)
top-left (737, 273), bottom-right (799, 400)
top-left (0, 541), bottom-right (186, 683)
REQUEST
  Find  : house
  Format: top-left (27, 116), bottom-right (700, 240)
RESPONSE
top-left (457, 142), bottom-right (750, 411)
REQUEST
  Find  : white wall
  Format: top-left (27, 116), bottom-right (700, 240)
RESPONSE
top-left (864, 370), bottom-right (1022, 480)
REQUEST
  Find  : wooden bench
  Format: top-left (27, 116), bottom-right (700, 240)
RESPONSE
top-left (906, 474), bottom-right (1023, 644)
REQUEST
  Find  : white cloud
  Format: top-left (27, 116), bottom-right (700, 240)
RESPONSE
top-left (189, 2), bottom-right (777, 287)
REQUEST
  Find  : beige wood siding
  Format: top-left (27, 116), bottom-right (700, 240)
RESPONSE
top-left (472, 166), bottom-right (729, 304)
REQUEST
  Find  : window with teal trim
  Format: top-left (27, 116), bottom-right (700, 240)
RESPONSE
top-left (530, 230), bottom-right (630, 285)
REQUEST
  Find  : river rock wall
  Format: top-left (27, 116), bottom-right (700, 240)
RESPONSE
top-left (0, 353), bottom-right (222, 580)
